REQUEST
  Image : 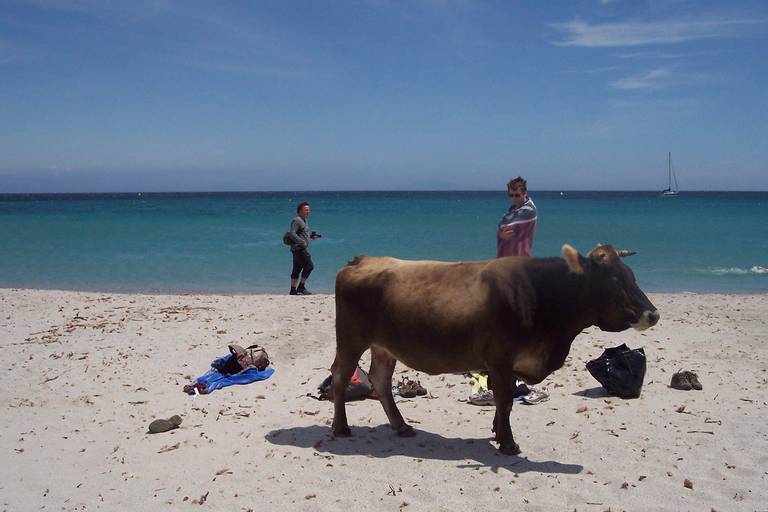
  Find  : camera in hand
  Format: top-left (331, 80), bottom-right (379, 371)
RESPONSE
top-left (310, 231), bottom-right (322, 239)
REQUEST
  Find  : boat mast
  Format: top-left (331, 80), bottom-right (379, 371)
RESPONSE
top-left (668, 152), bottom-right (672, 190)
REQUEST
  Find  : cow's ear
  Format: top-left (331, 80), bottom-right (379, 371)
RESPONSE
top-left (562, 244), bottom-right (584, 274)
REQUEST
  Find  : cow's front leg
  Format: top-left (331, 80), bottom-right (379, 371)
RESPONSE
top-left (488, 367), bottom-right (520, 455)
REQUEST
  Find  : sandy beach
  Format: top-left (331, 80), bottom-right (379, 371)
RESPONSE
top-left (1, 288), bottom-right (766, 511)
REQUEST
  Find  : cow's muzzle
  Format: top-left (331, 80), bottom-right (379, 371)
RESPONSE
top-left (631, 310), bottom-right (660, 331)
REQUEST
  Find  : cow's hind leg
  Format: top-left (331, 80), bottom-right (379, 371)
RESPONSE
top-left (488, 367), bottom-right (520, 455)
top-left (369, 346), bottom-right (414, 437)
top-left (330, 344), bottom-right (367, 437)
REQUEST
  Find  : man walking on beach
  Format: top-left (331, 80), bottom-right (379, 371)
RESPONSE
top-left (287, 201), bottom-right (319, 295)
top-left (497, 176), bottom-right (537, 257)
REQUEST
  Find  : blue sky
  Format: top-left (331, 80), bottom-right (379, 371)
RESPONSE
top-left (1, 0), bottom-right (767, 192)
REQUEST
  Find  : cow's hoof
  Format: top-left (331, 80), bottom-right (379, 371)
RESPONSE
top-left (333, 426), bottom-right (352, 437)
top-left (396, 425), bottom-right (416, 437)
top-left (498, 442), bottom-right (521, 456)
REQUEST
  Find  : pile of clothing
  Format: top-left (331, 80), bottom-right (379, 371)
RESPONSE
top-left (184, 344), bottom-right (274, 395)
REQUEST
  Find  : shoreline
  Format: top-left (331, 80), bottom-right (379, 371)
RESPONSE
top-left (2, 286), bottom-right (767, 297)
top-left (2, 288), bottom-right (767, 511)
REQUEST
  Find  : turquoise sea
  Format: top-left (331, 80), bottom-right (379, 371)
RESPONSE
top-left (1, 192), bottom-right (766, 294)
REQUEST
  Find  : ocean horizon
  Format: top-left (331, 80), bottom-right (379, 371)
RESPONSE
top-left (2, 191), bottom-right (766, 294)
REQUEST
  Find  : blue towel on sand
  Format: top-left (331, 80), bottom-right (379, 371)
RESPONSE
top-left (186, 353), bottom-right (275, 394)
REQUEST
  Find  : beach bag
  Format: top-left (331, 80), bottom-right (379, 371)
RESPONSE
top-left (213, 344), bottom-right (270, 374)
top-left (586, 344), bottom-right (646, 399)
top-left (316, 366), bottom-right (374, 402)
top-left (282, 232), bottom-right (292, 245)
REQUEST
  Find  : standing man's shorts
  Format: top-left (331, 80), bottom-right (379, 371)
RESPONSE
top-left (291, 249), bottom-right (314, 279)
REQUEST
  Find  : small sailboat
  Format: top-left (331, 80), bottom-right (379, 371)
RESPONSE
top-left (661, 152), bottom-right (679, 196)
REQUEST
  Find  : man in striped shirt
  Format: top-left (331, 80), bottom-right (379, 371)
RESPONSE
top-left (468, 176), bottom-right (545, 407)
top-left (497, 176), bottom-right (537, 258)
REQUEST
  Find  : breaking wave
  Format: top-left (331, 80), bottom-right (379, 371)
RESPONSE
top-left (703, 266), bottom-right (768, 276)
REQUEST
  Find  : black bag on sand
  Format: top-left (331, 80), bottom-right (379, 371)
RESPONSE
top-left (586, 343), bottom-right (646, 399)
top-left (314, 366), bottom-right (374, 402)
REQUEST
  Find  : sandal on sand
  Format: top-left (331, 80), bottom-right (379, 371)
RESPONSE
top-left (397, 376), bottom-right (427, 398)
top-left (148, 415), bottom-right (183, 434)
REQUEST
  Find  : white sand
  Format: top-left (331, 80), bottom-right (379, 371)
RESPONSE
top-left (1, 289), bottom-right (767, 511)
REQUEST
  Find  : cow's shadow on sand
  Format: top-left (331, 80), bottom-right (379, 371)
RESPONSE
top-left (265, 425), bottom-right (583, 474)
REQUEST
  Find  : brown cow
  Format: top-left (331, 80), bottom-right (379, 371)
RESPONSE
top-left (330, 244), bottom-right (659, 455)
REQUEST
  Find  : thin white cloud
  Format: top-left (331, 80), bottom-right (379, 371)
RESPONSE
top-left (551, 17), bottom-right (768, 47)
top-left (618, 49), bottom-right (725, 60)
top-left (564, 65), bottom-right (624, 74)
top-left (611, 67), bottom-right (672, 90)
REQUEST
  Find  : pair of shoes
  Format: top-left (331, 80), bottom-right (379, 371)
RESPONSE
top-left (148, 415), bottom-right (183, 434)
top-left (289, 287), bottom-right (298, 295)
top-left (670, 370), bottom-right (703, 390)
top-left (397, 376), bottom-right (427, 398)
top-left (297, 286), bottom-right (312, 295)
top-left (521, 387), bottom-right (549, 405)
top-left (468, 389), bottom-right (495, 406)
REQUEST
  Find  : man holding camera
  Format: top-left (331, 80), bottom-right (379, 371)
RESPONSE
top-left (286, 201), bottom-right (321, 295)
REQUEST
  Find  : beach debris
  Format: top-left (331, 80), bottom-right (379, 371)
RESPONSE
top-left (576, 405), bottom-right (589, 414)
top-left (157, 442), bottom-right (180, 453)
top-left (42, 374), bottom-right (60, 384)
top-left (191, 491), bottom-right (209, 505)
top-left (683, 479), bottom-right (694, 489)
top-left (304, 494), bottom-right (317, 500)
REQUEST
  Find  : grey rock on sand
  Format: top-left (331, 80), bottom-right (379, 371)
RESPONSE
top-left (148, 415), bottom-right (182, 434)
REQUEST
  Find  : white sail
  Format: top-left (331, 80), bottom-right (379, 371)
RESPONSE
top-left (661, 152), bottom-right (679, 196)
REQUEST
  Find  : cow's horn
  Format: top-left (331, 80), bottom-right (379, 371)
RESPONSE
top-left (617, 250), bottom-right (637, 258)
top-left (562, 244), bottom-right (584, 274)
